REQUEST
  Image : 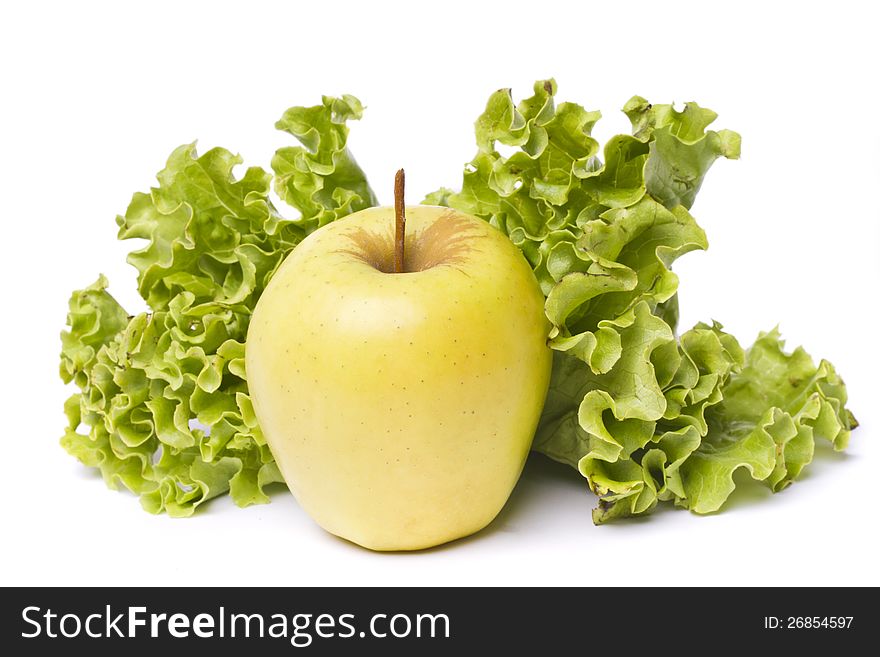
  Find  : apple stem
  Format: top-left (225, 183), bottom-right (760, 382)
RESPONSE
top-left (394, 168), bottom-right (406, 273)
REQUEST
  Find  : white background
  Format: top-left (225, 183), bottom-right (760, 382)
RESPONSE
top-left (1, 0), bottom-right (878, 587)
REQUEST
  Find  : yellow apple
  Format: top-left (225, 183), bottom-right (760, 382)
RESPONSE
top-left (246, 203), bottom-right (551, 550)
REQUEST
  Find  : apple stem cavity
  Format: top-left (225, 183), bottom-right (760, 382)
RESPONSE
top-left (394, 168), bottom-right (406, 274)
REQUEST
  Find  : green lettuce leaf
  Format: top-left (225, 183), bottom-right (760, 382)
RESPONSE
top-left (272, 94), bottom-right (377, 231)
top-left (117, 143), bottom-right (298, 313)
top-left (60, 96), bottom-right (375, 515)
top-left (546, 320), bottom-right (744, 523)
top-left (433, 80), bottom-right (856, 523)
top-left (578, 329), bottom-right (857, 522)
top-left (677, 328), bottom-right (856, 513)
top-left (59, 275), bottom-right (130, 389)
top-left (623, 96), bottom-right (742, 210)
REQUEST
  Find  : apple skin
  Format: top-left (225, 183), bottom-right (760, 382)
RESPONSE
top-left (246, 205), bottom-right (551, 551)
